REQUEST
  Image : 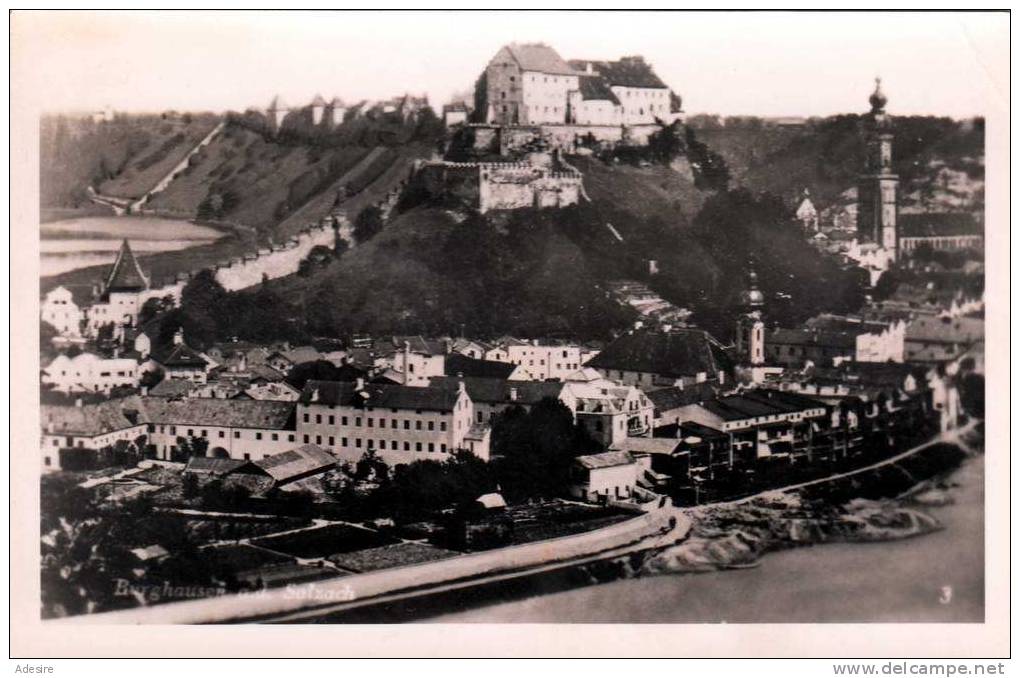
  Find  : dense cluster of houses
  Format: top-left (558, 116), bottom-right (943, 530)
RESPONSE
top-left (38, 62), bottom-right (983, 510)
top-left (39, 281), bottom-right (980, 512)
top-left (39, 218), bottom-right (981, 506)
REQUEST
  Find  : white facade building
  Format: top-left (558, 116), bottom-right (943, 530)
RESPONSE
top-left (297, 379), bottom-right (487, 465)
top-left (43, 352), bottom-right (140, 394)
top-left (41, 286), bottom-right (87, 338)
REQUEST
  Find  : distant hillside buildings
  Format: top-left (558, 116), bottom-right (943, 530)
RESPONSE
top-left (260, 92), bottom-right (430, 133)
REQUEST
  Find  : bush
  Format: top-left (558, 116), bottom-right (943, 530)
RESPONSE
top-left (353, 205), bottom-right (385, 242)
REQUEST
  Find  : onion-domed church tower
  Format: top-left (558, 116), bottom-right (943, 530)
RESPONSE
top-left (735, 269), bottom-right (766, 366)
top-left (857, 78), bottom-right (899, 259)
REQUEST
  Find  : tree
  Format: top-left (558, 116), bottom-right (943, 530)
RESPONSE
top-left (40, 321), bottom-right (59, 363)
top-left (174, 435), bottom-right (210, 461)
top-left (684, 126), bottom-right (730, 191)
top-left (356, 448), bottom-right (388, 481)
top-left (285, 359), bottom-right (345, 389)
top-left (958, 372), bottom-right (985, 419)
top-left (138, 294), bottom-right (176, 327)
top-left (353, 205), bottom-right (385, 242)
top-left (492, 398), bottom-right (601, 501)
top-left (647, 120), bottom-right (685, 165)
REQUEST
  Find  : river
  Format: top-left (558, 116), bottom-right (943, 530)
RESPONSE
top-left (429, 455), bottom-right (984, 623)
top-left (40, 216), bottom-right (223, 277)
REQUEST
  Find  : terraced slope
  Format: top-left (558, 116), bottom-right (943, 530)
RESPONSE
top-left (40, 113), bottom-right (221, 210)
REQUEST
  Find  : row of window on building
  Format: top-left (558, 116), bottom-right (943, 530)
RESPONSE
top-left (301, 412), bottom-right (449, 432)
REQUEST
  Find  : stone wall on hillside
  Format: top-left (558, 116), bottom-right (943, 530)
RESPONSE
top-left (421, 161), bottom-right (582, 213)
top-left (465, 123), bottom-right (666, 155)
top-left (213, 221), bottom-right (340, 291)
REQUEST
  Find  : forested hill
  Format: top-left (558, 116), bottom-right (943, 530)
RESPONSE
top-left (688, 114), bottom-right (984, 212)
top-left (45, 110), bottom-right (982, 347)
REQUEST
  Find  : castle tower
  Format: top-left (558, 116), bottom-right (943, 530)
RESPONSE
top-left (267, 95), bottom-right (288, 131)
top-left (857, 78), bottom-right (899, 259)
top-left (329, 97), bottom-right (347, 126)
top-left (735, 269), bottom-right (765, 366)
top-left (311, 94), bottom-right (326, 125)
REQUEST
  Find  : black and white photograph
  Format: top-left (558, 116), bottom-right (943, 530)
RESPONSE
top-left (8, 8), bottom-right (1009, 662)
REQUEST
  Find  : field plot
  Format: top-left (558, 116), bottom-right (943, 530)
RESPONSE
top-left (252, 523), bottom-right (398, 559)
top-left (506, 501), bottom-right (636, 545)
top-left (328, 542), bottom-right (460, 573)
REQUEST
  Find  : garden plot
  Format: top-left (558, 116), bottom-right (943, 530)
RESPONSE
top-left (328, 542), bottom-right (460, 573)
top-left (251, 523), bottom-right (397, 559)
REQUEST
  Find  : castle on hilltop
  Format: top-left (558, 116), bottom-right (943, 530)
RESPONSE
top-left (479, 43), bottom-right (683, 128)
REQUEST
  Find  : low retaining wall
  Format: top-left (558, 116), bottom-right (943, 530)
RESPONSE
top-left (62, 508), bottom-right (672, 624)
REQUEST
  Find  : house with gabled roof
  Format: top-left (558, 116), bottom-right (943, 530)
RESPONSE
top-left (569, 450), bottom-right (640, 503)
top-left (41, 284), bottom-right (92, 339)
top-left (228, 444), bottom-right (338, 488)
top-left (147, 329), bottom-right (210, 383)
top-left (585, 328), bottom-right (733, 389)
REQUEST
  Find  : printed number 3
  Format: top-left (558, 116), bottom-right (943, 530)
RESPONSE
top-left (939, 586), bottom-right (953, 604)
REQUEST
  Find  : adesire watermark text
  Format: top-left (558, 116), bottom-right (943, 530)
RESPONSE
top-left (113, 579), bottom-right (357, 604)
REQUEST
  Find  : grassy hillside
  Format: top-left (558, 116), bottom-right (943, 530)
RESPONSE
top-left (248, 149), bottom-right (865, 343)
top-left (40, 113), bottom-right (220, 207)
top-left (40, 120), bottom-right (432, 293)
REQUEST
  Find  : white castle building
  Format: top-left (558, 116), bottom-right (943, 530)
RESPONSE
top-left (482, 43), bottom-right (682, 128)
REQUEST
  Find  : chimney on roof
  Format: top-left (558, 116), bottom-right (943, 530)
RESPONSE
top-left (585, 62), bottom-right (593, 74)
top-left (173, 328), bottom-right (184, 346)
top-left (74, 397), bottom-right (83, 408)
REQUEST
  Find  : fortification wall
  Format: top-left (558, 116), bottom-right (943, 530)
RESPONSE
top-left (423, 160), bottom-right (582, 214)
top-left (214, 223), bottom-right (338, 291)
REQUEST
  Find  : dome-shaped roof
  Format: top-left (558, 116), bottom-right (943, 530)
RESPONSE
top-left (742, 270), bottom-right (765, 307)
top-left (869, 77), bottom-right (887, 113)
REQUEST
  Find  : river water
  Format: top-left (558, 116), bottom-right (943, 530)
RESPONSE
top-left (40, 216), bottom-right (223, 277)
top-left (430, 456), bottom-right (984, 623)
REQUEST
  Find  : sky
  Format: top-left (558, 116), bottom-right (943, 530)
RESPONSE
top-left (11, 11), bottom-right (1008, 118)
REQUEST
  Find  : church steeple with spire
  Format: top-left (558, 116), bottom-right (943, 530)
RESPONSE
top-left (857, 77), bottom-right (899, 258)
top-left (735, 268), bottom-right (765, 366)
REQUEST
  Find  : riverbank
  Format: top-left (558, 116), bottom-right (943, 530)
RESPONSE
top-left (40, 216), bottom-right (259, 293)
top-left (430, 437), bottom-right (983, 623)
top-left (40, 204), bottom-right (117, 224)
top-left (40, 216), bottom-right (227, 278)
